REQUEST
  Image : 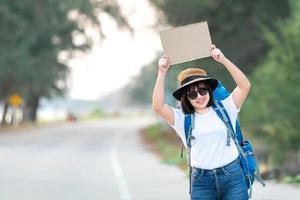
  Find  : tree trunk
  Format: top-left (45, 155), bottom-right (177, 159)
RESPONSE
top-left (1, 99), bottom-right (9, 126)
top-left (22, 95), bottom-right (40, 123)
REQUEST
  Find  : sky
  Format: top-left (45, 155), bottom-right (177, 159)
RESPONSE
top-left (67, 0), bottom-right (162, 100)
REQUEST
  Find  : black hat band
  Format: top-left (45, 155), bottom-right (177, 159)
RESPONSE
top-left (181, 75), bottom-right (209, 86)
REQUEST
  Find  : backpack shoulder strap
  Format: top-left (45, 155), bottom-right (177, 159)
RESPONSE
top-left (184, 115), bottom-right (191, 141)
top-left (213, 100), bottom-right (249, 158)
top-left (212, 100), bottom-right (244, 144)
top-left (212, 100), bottom-right (236, 146)
top-left (180, 114), bottom-right (194, 158)
top-left (184, 114), bottom-right (191, 147)
top-left (184, 114), bottom-right (195, 148)
top-left (212, 100), bottom-right (234, 130)
top-left (183, 113), bottom-right (195, 195)
top-left (235, 121), bottom-right (244, 144)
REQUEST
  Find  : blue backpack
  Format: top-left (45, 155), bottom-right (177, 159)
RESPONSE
top-left (182, 80), bottom-right (266, 198)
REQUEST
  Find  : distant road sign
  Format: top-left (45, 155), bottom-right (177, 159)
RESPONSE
top-left (9, 94), bottom-right (22, 107)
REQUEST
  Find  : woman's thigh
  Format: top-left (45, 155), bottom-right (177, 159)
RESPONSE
top-left (191, 169), bottom-right (217, 200)
top-left (220, 162), bottom-right (248, 200)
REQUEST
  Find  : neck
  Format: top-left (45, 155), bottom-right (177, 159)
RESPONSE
top-left (195, 107), bottom-right (210, 114)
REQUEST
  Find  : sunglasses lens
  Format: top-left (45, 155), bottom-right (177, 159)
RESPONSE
top-left (187, 88), bottom-right (208, 100)
top-left (199, 88), bottom-right (208, 96)
top-left (187, 91), bottom-right (198, 100)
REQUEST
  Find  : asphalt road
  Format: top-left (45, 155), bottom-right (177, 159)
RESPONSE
top-left (0, 117), bottom-right (299, 200)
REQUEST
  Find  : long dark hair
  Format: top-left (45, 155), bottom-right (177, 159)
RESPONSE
top-left (180, 81), bottom-right (214, 114)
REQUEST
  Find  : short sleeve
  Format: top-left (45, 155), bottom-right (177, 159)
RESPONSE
top-left (169, 107), bottom-right (186, 146)
top-left (220, 94), bottom-right (240, 126)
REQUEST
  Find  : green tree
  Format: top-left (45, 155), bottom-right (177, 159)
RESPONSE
top-left (0, 0), bottom-right (33, 124)
top-left (241, 0), bottom-right (300, 173)
top-left (0, 0), bottom-right (130, 123)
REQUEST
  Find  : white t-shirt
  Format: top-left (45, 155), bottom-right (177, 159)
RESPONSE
top-left (170, 94), bottom-right (240, 169)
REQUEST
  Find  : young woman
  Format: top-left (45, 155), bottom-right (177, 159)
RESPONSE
top-left (152, 44), bottom-right (251, 200)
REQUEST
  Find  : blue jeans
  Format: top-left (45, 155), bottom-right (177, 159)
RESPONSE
top-left (191, 158), bottom-right (248, 200)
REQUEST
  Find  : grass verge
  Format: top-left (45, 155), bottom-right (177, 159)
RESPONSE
top-left (140, 123), bottom-right (188, 171)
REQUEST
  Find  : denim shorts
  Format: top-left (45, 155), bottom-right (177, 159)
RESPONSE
top-left (191, 158), bottom-right (248, 200)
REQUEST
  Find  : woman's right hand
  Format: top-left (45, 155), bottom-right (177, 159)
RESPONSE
top-left (158, 55), bottom-right (170, 74)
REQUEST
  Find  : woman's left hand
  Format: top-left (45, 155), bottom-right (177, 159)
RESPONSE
top-left (210, 44), bottom-right (227, 64)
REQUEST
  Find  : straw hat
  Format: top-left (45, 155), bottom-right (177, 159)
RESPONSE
top-left (172, 68), bottom-right (218, 101)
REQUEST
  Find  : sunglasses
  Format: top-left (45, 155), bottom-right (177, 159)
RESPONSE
top-left (187, 87), bottom-right (209, 100)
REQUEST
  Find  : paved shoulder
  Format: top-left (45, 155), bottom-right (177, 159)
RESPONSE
top-left (109, 117), bottom-right (189, 200)
top-left (252, 180), bottom-right (300, 200)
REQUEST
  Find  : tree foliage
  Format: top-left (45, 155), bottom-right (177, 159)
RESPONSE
top-left (0, 0), bottom-right (129, 122)
top-left (241, 0), bottom-right (300, 166)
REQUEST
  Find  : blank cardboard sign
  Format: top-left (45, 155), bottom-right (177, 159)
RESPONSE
top-left (160, 21), bottom-right (212, 65)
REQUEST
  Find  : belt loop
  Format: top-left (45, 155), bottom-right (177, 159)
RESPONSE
top-left (221, 166), bottom-right (228, 175)
top-left (200, 169), bottom-right (204, 177)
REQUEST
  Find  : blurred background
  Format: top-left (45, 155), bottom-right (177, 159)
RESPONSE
top-left (0, 0), bottom-right (299, 199)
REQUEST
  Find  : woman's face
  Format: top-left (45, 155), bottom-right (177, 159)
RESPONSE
top-left (187, 82), bottom-right (210, 110)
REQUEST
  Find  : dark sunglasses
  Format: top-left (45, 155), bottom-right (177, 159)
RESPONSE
top-left (187, 87), bottom-right (209, 100)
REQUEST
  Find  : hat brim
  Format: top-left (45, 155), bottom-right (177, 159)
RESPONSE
top-left (172, 78), bottom-right (218, 101)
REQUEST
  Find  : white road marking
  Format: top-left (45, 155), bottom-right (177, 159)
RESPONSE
top-left (110, 133), bottom-right (132, 200)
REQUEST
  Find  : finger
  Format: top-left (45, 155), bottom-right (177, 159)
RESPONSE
top-left (211, 49), bottom-right (217, 55)
top-left (211, 51), bottom-right (217, 57)
top-left (212, 53), bottom-right (219, 60)
top-left (159, 60), bottom-right (164, 66)
top-left (210, 44), bottom-right (216, 51)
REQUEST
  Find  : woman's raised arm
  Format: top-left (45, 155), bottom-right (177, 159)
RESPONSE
top-left (210, 45), bottom-right (251, 110)
top-left (152, 55), bottom-right (174, 125)
top-left (210, 45), bottom-right (251, 109)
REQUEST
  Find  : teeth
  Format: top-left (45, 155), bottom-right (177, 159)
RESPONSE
top-left (197, 98), bottom-right (205, 103)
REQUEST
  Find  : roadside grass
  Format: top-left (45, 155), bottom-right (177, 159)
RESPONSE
top-left (140, 123), bottom-right (188, 171)
top-left (0, 116), bottom-right (107, 133)
top-left (0, 120), bottom-right (66, 132)
top-left (282, 175), bottom-right (300, 184)
top-left (0, 108), bottom-right (113, 132)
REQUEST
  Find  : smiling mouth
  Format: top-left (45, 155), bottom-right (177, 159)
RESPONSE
top-left (196, 97), bottom-right (206, 104)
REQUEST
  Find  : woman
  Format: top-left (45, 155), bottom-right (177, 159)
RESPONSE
top-left (152, 44), bottom-right (251, 200)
